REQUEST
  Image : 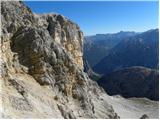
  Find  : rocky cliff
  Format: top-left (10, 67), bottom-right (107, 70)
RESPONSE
top-left (1, 1), bottom-right (118, 118)
top-left (34, 13), bottom-right (84, 69)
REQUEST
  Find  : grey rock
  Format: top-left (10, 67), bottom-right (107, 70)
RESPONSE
top-left (57, 104), bottom-right (76, 119)
top-left (140, 114), bottom-right (149, 119)
top-left (8, 79), bottom-right (27, 97)
top-left (1, 1), bottom-right (118, 119)
top-left (9, 96), bottom-right (33, 111)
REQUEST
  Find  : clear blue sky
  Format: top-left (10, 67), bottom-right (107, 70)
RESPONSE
top-left (24, 1), bottom-right (158, 35)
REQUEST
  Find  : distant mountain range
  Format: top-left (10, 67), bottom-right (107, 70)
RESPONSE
top-left (84, 31), bottom-right (137, 67)
top-left (83, 29), bottom-right (159, 101)
top-left (92, 29), bottom-right (159, 74)
top-left (97, 66), bottom-right (159, 101)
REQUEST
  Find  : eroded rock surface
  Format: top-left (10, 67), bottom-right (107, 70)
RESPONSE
top-left (34, 13), bottom-right (84, 69)
top-left (1, 1), bottom-right (118, 118)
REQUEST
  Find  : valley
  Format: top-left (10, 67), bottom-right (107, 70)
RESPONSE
top-left (1, 1), bottom-right (159, 119)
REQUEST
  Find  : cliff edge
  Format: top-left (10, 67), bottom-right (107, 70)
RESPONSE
top-left (1, 1), bottom-right (118, 118)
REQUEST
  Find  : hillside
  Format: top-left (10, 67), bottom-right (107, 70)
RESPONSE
top-left (103, 95), bottom-right (159, 119)
top-left (83, 31), bottom-right (136, 67)
top-left (98, 66), bottom-right (159, 101)
top-left (93, 29), bottom-right (159, 74)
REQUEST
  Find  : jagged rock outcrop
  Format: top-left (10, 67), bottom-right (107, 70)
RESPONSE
top-left (1, 1), bottom-right (118, 118)
top-left (34, 13), bottom-right (84, 69)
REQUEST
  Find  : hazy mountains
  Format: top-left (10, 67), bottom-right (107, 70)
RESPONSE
top-left (84, 29), bottom-right (159, 101)
top-left (92, 29), bottom-right (159, 74)
top-left (84, 31), bottom-right (137, 67)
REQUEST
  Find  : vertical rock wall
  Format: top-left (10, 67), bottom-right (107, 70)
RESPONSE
top-left (34, 14), bottom-right (84, 69)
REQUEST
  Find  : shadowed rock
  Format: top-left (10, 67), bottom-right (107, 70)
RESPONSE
top-left (98, 66), bottom-right (159, 101)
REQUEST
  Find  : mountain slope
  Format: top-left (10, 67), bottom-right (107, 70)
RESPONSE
top-left (1, 1), bottom-right (118, 118)
top-left (83, 59), bottom-right (101, 81)
top-left (103, 95), bottom-right (159, 119)
top-left (93, 29), bottom-right (159, 74)
top-left (84, 31), bottom-right (137, 67)
top-left (98, 66), bottom-right (159, 101)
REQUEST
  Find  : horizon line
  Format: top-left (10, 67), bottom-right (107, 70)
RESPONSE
top-left (84, 28), bottom-right (158, 36)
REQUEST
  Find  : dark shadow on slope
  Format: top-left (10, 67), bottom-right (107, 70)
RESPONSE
top-left (97, 66), bottom-right (159, 101)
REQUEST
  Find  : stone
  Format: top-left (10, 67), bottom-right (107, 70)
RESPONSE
top-left (1, 1), bottom-right (118, 119)
top-left (9, 96), bottom-right (33, 111)
top-left (8, 79), bottom-right (27, 97)
top-left (140, 114), bottom-right (149, 119)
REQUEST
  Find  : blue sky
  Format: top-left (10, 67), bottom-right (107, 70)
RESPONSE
top-left (24, 1), bottom-right (158, 35)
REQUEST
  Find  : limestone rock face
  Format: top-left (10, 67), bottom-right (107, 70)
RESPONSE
top-left (1, 1), bottom-right (118, 118)
top-left (34, 13), bottom-right (84, 69)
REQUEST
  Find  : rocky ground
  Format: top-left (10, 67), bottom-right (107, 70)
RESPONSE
top-left (104, 95), bottom-right (159, 119)
top-left (0, 1), bottom-right (158, 119)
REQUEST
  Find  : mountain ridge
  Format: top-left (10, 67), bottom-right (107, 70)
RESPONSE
top-left (84, 31), bottom-right (137, 67)
top-left (93, 29), bottom-right (159, 74)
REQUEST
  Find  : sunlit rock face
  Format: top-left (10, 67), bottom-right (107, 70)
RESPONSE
top-left (34, 13), bottom-right (84, 69)
top-left (1, 1), bottom-right (118, 118)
